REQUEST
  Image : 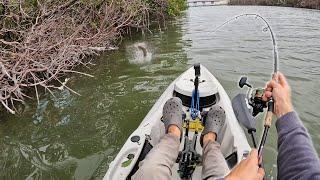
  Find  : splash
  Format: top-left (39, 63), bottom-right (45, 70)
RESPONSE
top-left (127, 42), bottom-right (152, 64)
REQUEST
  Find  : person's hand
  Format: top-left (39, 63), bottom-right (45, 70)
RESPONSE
top-left (263, 72), bottom-right (293, 118)
top-left (225, 149), bottom-right (265, 180)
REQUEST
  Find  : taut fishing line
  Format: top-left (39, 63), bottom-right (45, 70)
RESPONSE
top-left (210, 13), bottom-right (279, 73)
top-left (188, 10), bottom-right (279, 73)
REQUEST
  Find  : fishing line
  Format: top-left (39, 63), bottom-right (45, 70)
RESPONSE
top-left (187, 10), bottom-right (279, 73)
top-left (210, 13), bottom-right (279, 73)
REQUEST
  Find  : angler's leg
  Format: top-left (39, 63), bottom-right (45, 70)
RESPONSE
top-left (132, 97), bottom-right (183, 180)
top-left (201, 105), bottom-right (230, 180)
top-left (132, 133), bottom-right (180, 180)
top-left (202, 139), bottom-right (230, 179)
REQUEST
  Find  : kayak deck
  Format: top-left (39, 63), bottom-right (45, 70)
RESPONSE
top-left (104, 65), bottom-right (250, 180)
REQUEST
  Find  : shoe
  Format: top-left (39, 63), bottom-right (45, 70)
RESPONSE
top-left (200, 105), bottom-right (226, 146)
top-left (162, 97), bottom-right (184, 133)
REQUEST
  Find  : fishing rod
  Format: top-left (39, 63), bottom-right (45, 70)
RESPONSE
top-left (211, 14), bottom-right (279, 161)
top-left (211, 13), bottom-right (279, 71)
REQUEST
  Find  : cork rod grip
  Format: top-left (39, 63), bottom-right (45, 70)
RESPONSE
top-left (264, 111), bottom-right (273, 127)
top-left (264, 99), bottom-right (274, 127)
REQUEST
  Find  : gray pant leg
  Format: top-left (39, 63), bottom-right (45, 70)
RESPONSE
top-left (202, 140), bottom-right (230, 180)
top-left (132, 134), bottom-right (180, 180)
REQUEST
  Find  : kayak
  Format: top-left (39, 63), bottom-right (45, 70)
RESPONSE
top-left (104, 64), bottom-right (251, 180)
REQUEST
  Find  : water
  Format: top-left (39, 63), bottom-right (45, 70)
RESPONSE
top-left (1, 6), bottom-right (319, 180)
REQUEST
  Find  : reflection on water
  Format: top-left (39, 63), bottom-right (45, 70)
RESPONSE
top-left (33, 99), bottom-right (49, 125)
top-left (1, 6), bottom-right (320, 180)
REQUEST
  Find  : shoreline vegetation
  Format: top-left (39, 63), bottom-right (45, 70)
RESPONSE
top-left (229, 0), bottom-right (320, 9)
top-left (0, 0), bottom-right (186, 114)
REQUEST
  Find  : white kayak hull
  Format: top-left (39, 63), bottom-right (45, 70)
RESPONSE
top-left (105, 65), bottom-right (251, 180)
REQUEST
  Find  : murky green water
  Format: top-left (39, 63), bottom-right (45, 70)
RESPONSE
top-left (1, 6), bottom-right (320, 180)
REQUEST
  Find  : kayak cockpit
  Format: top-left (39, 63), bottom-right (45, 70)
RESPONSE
top-left (104, 65), bottom-right (250, 180)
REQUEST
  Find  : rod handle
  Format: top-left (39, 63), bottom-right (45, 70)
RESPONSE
top-left (264, 111), bottom-right (273, 127)
top-left (264, 99), bottom-right (274, 127)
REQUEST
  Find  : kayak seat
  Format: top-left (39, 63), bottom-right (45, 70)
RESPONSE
top-left (174, 90), bottom-right (217, 108)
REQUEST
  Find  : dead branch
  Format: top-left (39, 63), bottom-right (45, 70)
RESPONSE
top-left (0, 0), bottom-right (167, 114)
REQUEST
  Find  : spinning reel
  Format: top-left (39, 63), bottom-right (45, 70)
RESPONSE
top-left (239, 77), bottom-right (267, 117)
